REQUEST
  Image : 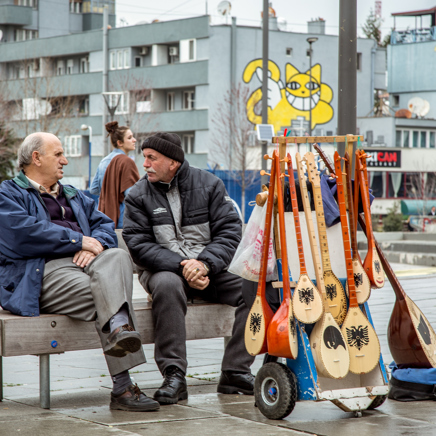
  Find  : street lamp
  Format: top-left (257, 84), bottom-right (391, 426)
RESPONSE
top-left (306, 37), bottom-right (318, 141)
top-left (81, 124), bottom-right (92, 189)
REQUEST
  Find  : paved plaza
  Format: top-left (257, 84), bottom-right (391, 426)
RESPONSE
top-left (2, 263), bottom-right (436, 435)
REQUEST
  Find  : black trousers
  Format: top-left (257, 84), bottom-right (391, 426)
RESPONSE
top-left (148, 270), bottom-right (256, 375)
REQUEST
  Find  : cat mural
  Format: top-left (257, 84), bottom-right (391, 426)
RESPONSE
top-left (243, 59), bottom-right (334, 133)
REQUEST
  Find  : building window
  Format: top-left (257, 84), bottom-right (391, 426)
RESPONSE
top-left (167, 92), bottom-right (175, 111)
top-left (70, 1), bottom-right (81, 13)
top-left (403, 130), bottom-right (409, 147)
top-left (189, 40), bottom-right (195, 60)
top-left (356, 53), bottom-right (362, 71)
top-left (183, 135), bottom-right (194, 154)
top-left (420, 131), bottom-right (427, 148)
top-left (108, 92), bottom-right (129, 115)
top-left (180, 39), bottom-right (196, 62)
top-left (15, 29), bottom-right (38, 41)
top-left (395, 130), bottom-right (401, 147)
top-left (183, 90), bottom-right (195, 110)
top-left (430, 132), bottom-right (435, 148)
top-left (79, 98), bottom-right (89, 115)
top-left (109, 49), bottom-right (131, 70)
top-left (56, 60), bottom-right (64, 76)
top-left (66, 59), bottom-right (74, 75)
top-left (135, 56), bottom-right (142, 67)
top-left (393, 95), bottom-right (400, 106)
top-left (286, 47), bottom-right (292, 56)
top-left (80, 57), bottom-right (89, 73)
top-left (412, 131), bottom-right (419, 148)
top-left (64, 135), bottom-right (82, 157)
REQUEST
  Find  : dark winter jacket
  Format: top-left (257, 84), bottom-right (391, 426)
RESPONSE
top-left (0, 171), bottom-right (117, 316)
top-left (122, 161), bottom-right (241, 289)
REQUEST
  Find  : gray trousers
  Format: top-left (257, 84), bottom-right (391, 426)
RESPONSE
top-left (148, 270), bottom-right (255, 375)
top-left (40, 248), bottom-right (146, 376)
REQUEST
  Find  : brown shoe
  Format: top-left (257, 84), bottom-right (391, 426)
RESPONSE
top-left (104, 324), bottom-right (141, 358)
top-left (110, 384), bottom-right (160, 412)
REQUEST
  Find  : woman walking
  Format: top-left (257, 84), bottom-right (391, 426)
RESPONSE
top-left (90, 121), bottom-right (140, 228)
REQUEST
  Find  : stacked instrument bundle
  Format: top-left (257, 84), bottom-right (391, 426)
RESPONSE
top-left (244, 135), bottom-right (390, 420)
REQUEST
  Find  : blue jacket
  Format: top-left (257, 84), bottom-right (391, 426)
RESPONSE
top-left (0, 171), bottom-right (117, 316)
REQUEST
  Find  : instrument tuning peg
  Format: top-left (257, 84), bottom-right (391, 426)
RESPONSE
top-left (263, 154), bottom-right (273, 161)
top-left (329, 174), bottom-right (338, 179)
top-left (260, 170), bottom-right (271, 177)
top-left (280, 156), bottom-right (290, 163)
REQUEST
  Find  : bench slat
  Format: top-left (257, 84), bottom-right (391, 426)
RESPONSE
top-left (0, 303), bottom-right (236, 357)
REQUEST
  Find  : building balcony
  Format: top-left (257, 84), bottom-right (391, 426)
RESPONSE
top-left (2, 72), bottom-right (102, 99)
top-left (0, 5), bottom-right (32, 25)
top-left (109, 60), bottom-right (208, 90)
top-left (391, 27), bottom-right (436, 44)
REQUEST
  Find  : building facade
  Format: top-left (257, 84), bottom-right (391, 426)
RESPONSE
top-left (0, 3), bottom-right (384, 192)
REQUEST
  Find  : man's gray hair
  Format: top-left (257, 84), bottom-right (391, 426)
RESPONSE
top-left (17, 133), bottom-right (46, 170)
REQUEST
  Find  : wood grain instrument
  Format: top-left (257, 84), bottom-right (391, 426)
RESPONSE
top-left (284, 153), bottom-right (323, 324)
top-left (357, 220), bottom-right (436, 368)
top-left (267, 151), bottom-right (299, 359)
top-left (356, 152), bottom-right (385, 289)
top-left (244, 158), bottom-right (276, 356)
top-left (313, 145), bottom-right (371, 304)
top-left (295, 152), bottom-right (350, 379)
top-left (334, 152), bottom-right (381, 374)
top-left (305, 152), bottom-right (347, 325)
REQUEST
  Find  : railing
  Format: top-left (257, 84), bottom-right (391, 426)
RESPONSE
top-left (391, 27), bottom-right (436, 44)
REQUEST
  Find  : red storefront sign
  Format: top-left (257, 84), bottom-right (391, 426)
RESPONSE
top-left (364, 150), bottom-right (402, 168)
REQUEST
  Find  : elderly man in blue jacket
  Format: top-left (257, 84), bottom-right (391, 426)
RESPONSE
top-left (0, 132), bottom-right (159, 412)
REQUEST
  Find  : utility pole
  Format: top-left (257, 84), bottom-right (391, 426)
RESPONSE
top-left (337, 0), bottom-right (357, 161)
top-left (102, 6), bottom-right (109, 155)
top-left (261, 0), bottom-right (269, 184)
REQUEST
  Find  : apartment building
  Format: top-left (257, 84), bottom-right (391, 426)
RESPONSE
top-left (0, 2), bottom-right (383, 190)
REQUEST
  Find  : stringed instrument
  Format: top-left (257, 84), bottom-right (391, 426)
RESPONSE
top-left (334, 152), bottom-right (381, 374)
top-left (305, 152), bottom-right (347, 325)
top-left (285, 153), bottom-right (323, 324)
top-left (356, 151), bottom-right (385, 289)
top-left (356, 219), bottom-right (436, 368)
top-left (313, 144), bottom-right (371, 304)
top-left (295, 152), bottom-right (350, 379)
top-left (244, 157), bottom-right (276, 356)
top-left (266, 151), bottom-right (299, 359)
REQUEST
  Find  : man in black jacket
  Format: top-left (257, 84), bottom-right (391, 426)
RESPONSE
top-left (123, 132), bottom-right (255, 405)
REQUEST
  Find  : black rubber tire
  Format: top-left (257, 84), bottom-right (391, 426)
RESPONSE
top-left (254, 362), bottom-right (298, 420)
top-left (367, 394), bottom-right (387, 410)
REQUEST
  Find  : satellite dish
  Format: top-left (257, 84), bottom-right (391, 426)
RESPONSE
top-left (217, 0), bottom-right (231, 16)
top-left (420, 99), bottom-right (430, 117)
top-left (408, 97), bottom-right (425, 117)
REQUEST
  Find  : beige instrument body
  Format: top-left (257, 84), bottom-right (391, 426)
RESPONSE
top-left (296, 152), bottom-right (349, 379)
top-left (345, 260), bottom-right (371, 305)
top-left (309, 312), bottom-right (350, 379)
top-left (245, 296), bottom-right (268, 356)
top-left (293, 274), bottom-right (323, 324)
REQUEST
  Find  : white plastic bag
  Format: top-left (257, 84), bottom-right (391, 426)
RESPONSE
top-left (228, 204), bottom-right (277, 282)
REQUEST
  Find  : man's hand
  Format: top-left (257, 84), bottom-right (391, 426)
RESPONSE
top-left (73, 250), bottom-right (96, 268)
top-left (82, 236), bottom-right (104, 256)
top-left (181, 259), bottom-right (208, 282)
top-left (188, 276), bottom-right (210, 291)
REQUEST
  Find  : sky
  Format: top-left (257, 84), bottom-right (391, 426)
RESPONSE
top-left (115, 0), bottom-right (436, 38)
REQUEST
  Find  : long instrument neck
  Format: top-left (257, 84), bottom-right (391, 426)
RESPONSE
top-left (256, 159), bottom-right (276, 297)
top-left (344, 157), bottom-right (359, 259)
top-left (287, 155), bottom-right (307, 275)
top-left (335, 156), bottom-right (358, 308)
top-left (274, 153), bottom-right (290, 299)
top-left (296, 154), bottom-right (328, 309)
top-left (309, 175), bottom-right (332, 271)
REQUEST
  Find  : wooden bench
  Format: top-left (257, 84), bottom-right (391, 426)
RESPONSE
top-left (0, 231), bottom-right (236, 409)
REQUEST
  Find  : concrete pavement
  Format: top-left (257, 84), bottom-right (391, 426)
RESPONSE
top-left (2, 263), bottom-right (436, 435)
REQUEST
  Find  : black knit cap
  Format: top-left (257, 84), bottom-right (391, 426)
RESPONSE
top-left (141, 132), bottom-right (184, 162)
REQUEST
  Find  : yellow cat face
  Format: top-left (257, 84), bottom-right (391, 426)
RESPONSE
top-left (285, 64), bottom-right (321, 111)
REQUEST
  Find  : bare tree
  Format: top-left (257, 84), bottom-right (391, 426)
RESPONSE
top-left (210, 84), bottom-right (259, 220)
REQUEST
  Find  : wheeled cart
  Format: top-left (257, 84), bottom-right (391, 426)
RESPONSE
top-left (253, 140), bottom-right (389, 419)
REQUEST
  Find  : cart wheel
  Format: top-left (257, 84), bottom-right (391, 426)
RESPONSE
top-left (254, 362), bottom-right (297, 420)
top-left (367, 394), bottom-right (387, 410)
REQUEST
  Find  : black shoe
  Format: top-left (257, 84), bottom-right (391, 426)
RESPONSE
top-left (153, 366), bottom-right (188, 405)
top-left (110, 384), bottom-right (160, 412)
top-left (217, 371), bottom-right (255, 395)
top-left (104, 324), bottom-right (142, 358)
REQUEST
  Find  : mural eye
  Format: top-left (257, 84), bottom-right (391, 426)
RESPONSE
top-left (306, 81), bottom-right (320, 91)
top-left (287, 82), bottom-right (301, 90)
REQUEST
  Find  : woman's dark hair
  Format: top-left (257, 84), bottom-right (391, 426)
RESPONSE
top-left (105, 121), bottom-right (130, 148)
